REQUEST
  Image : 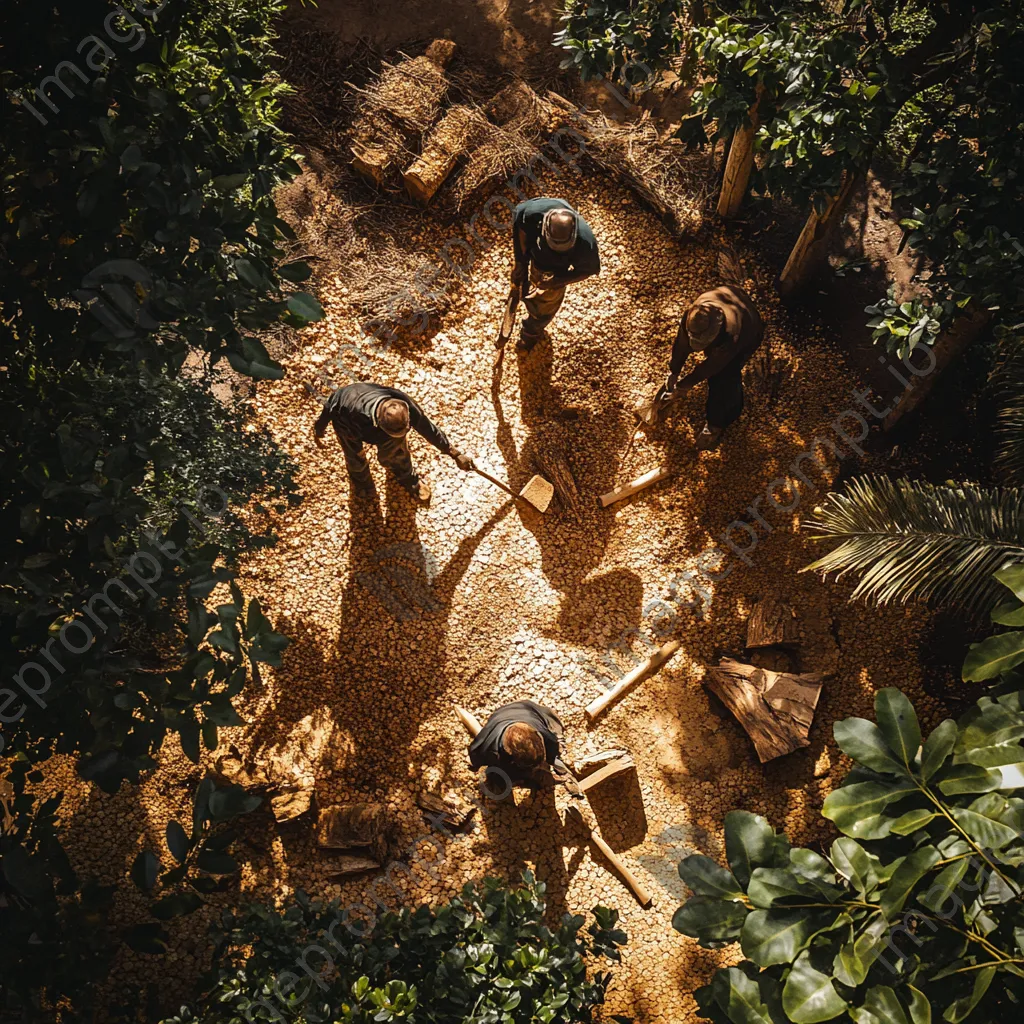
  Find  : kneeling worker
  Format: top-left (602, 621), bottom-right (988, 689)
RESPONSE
top-left (657, 284), bottom-right (764, 450)
top-left (314, 381), bottom-right (474, 502)
top-left (511, 197), bottom-right (600, 349)
top-left (468, 699), bottom-right (581, 795)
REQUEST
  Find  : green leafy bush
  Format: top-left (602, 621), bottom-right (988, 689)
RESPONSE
top-left (864, 285), bottom-right (949, 359)
top-left (161, 874), bottom-right (626, 1024)
top-left (674, 687), bottom-right (1024, 1024)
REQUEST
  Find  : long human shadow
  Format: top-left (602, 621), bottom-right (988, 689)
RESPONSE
top-left (489, 336), bottom-right (645, 647)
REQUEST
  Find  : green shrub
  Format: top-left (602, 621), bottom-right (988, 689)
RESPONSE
top-left (162, 874), bottom-right (626, 1024)
top-left (674, 687), bottom-right (1024, 1023)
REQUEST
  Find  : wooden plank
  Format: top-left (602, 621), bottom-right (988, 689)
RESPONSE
top-left (566, 805), bottom-right (652, 908)
top-left (703, 658), bottom-right (823, 763)
top-left (455, 705), bottom-right (483, 737)
top-left (586, 640), bottom-right (682, 720)
top-left (578, 755), bottom-right (636, 792)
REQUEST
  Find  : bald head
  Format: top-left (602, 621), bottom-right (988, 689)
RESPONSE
top-left (541, 207), bottom-right (578, 252)
top-left (377, 398), bottom-right (410, 437)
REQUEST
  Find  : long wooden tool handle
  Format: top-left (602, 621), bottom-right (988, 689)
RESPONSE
top-left (455, 705), bottom-right (483, 737)
top-left (497, 284), bottom-right (521, 346)
top-left (472, 465), bottom-right (523, 503)
top-left (586, 639), bottom-right (682, 721)
top-left (599, 466), bottom-right (671, 508)
top-left (589, 830), bottom-right (652, 907)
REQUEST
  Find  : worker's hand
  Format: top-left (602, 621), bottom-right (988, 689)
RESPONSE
top-left (313, 426), bottom-right (326, 448)
top-left (511, 262), bottom-right (528, 288)
top-left (452, 450), bottom-right (475, 472)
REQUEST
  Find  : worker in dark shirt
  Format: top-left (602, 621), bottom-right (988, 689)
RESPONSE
top-left (656, 285), bottom-right (764, 450)
top-left (511, 197), bottom-right (600, 349)
top-left (468, 699), bottom-right (580, 795)
top-left (314, 382), bottom-right (474, 502)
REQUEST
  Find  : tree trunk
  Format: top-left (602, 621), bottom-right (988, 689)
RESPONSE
top-left (717, 89), bottom-right (763, 219)
top-left (882, 305), bottom-right (991, 431)
top-left (777, 170), bottom-right (862, 299)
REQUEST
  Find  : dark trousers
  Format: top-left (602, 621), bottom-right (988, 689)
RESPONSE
top-left (706, 360), bottom-right (745, 429)
top-left (333, 423), bottom-right (418, 485)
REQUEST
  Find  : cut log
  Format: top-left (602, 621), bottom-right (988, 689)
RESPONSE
top-left (324, 854), bottom-right (381, 878)
top-left (777, 170), bottom-right (862, 299)
top-left (746, 596), bottom-right (800, 649)
top-left (403, 105), bottom-right (488, 204)
top-left (575, 748), bottom-right (629, 770)
top-left (599, 466), bottom-right (671, 507)
top-left (586, 639), bottom-right (682, 720)
top-left (318, 803), bottom-right (386, 850)
top-left (350, 43), bottom-right (455, 188)
top-left (271, 786), bottom-right (314, 823)
top-left (416, 788), bottom-right (477, 831)
top-left (704, 658), bottom-right (823, 763)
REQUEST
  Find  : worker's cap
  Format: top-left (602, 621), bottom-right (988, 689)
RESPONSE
top-left (685, 302), bottom-right (725, 350)
top-left (376, 398), bottom-right (410, 437)
top-left (541, 207), bottom-right (578, 253)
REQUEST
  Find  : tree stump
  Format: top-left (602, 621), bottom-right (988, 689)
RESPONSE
top-left (704, 658), bottom-right (823, 763)
top-left (318, 802), bottom-right (391, 861)
top-left (534, 446), bottom-right (582, 516)
top-left (746, 596), bottom-right (800, 649)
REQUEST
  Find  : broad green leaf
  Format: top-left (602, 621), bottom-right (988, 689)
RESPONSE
top-left (124, 922), bottom-right (169, 955)
top-left (748, 868), bottom-right (822, 908)
top-left (782, 951), bottom-right (847, 1023)
top-left (789, 848), bottom-right (837, 887)
top-left (2, 844), bottom-right (53, 902)
top-left (834, 914), bottom-right (888, 987)
top-left (963, 630), bottom-right (1024, 681)
top-left (936, 763), bottom-right (1001, 795)
top-left (951, 806), bottom-right (1019, 849)
top-left (740, 909), bottom-right (840, 967)
top-left (150, 892), bottom-right (202, 920)
top-left (834, 717), bottom-right (908, 775)
top-left (921, 720), bottom-right (957, 781)
top-left (917, 858), bottom-right (970, 914)
top-left (166, 821), bottom-right (189, 863)
top-left (822, 779), bottom-right (920, 839)
top-left (672, 895), bottom-right (749, 945)
top-left (990, 599), bottom-right (1024, 627)
top-left (859, 986), bottom-right (909, 1024)
top-left (876, 689), bottom-right (921, 770)
top-left (131, 850), bottom-right (159, 891)
top-left (830, 838), bottom-right (879, 894)
top-left (943, 965), bottom-right (995, 1022)
top-left (724, 811), bottom-right (789, 888)
top-left (994, 564), bottom-right (1024, 602)
top-left (707, 967), bottom-right (776, 1024)
top-left (287, 292), bottom-right (324, 323)
top-left (880, 846), bottom-right (941, 918)
top-left (678, 855), bottom-right (745, 900)
top-left (907, 986), bottom-right (931, 1024)
top-left (889, 808), bottom-right (938, 835)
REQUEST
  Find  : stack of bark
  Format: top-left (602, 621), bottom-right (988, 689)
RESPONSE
top-left (702, 597), bottom-right (825, 763)
top-left (317, 802), bottom-right (395, 877)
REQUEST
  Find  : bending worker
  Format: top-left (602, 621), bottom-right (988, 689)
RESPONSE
top-left (314, 381), bottom-right (474, 503)
top-left (468, 699), bottom-right (580, 795)
top-left (511, 197), bottom-right (600, 350)
top-left (657, 284), bottom-right (764, 451)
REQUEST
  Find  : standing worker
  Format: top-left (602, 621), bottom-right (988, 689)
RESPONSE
top-left (314, 381), bottom-right (474, 502)
top-left (510, 198), bottom-right (600, 350)
top-left (468, 699), bottom-right (581, 795)
top-left (655, 285), bottom-right (764, 450)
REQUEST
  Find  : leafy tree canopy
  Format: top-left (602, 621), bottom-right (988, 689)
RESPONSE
top-left (558, 1), bottom-right (1024, 341)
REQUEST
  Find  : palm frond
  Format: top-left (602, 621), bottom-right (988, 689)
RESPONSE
top-left (802, 475), bottom-right (1024, 617)
top-left (993, 345), bottom-right (1024, 486)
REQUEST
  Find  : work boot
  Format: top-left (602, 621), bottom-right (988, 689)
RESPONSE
top-left (401, 476), bottom-right (432, 503)
top-left (695, 423), bottom-right (724, 451)
top-left (350, 471), bottom-right (375, 496)
top-left (517, 326), bottom-right (544, 351)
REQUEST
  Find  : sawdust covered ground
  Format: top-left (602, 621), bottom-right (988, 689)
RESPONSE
top-left (48, 165), bottom-right (947, 1021)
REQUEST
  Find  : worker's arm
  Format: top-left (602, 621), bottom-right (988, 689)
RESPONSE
top-left (408, 401), bottom-right (452, 455)
top-left (676, 340), bottom-right (738, 392)
top-left (511, 206), bottom-right (530, 286)
top-left (661, 320), bottom-right (693, 395)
